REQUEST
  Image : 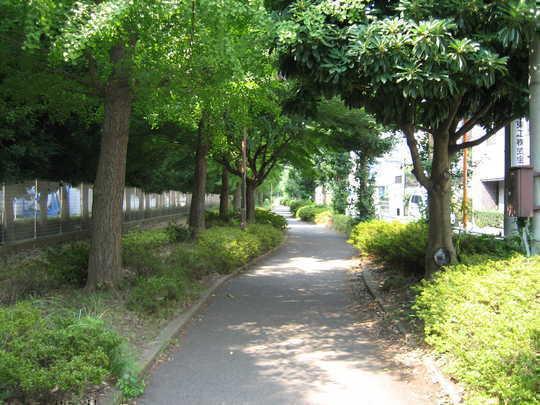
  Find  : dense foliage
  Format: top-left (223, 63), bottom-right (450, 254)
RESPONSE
top-left (295, 204), bottom-right (328, 222)
top-left (0, 303), bottom-right (124, 403)
top-left (349, 220), bottom-right (521, 274)
top-left (414, 257), bottom-right (540, 403)
top-left (473, 210), bottom-right (504, 229)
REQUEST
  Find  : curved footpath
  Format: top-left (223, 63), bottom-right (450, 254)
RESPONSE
top-left (139, 209), bottom-right (439, 404)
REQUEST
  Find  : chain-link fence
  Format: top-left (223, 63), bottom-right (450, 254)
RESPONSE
top-left (0, 180), bottom-right (219, 245)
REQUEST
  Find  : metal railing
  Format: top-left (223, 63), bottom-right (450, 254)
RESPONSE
top-left (0, 180), bottom-right (219, 245)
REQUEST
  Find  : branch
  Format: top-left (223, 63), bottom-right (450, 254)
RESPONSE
top-left (449, 119), bottom-right (511, 153)
top-left (402, 126), bottom-right (432, 190)
top-left (442, 94), bottom-right (463, 133)
top-left (214, 156), bottom-right (242, 177)
top-left (452, 98), bottom-right (496, 141)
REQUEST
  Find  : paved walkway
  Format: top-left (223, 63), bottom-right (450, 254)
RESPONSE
top-left (140, 209), bottom-right (436, 404)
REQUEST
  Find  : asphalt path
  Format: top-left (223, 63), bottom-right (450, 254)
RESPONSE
top-left (139, 208), bottom-right (436, 405)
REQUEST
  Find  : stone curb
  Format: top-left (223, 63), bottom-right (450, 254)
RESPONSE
top-left (102, 230), bottom-right (289, 405)
top-left (360, 264), bottom-right (462, 404)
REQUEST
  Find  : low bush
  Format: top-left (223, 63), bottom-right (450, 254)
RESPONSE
top-left (165, 222), bottom-right (192, 242)
top-left (349, 220), bottom-right (521, 274)
top-left (205, 209), bottom-right (235, 227)
top-left (288, 199), bottom-right (312, 216)
top-left (197, 227), bottom-right (262, 273)
top-left (127, 275), bottom-right (189, 314)
top-left (255, 208), bottom-right (287, 230)
top-left (332, 214), bottom-right (355, 235)
top-left (349, 220), bottom-right (427, 274)
top-left (0, 302), bottom-right (124, 403)
top-left (473, 210), bottom-right (504, 228)
top-left (296, 204), bottom-right (328, 222)
top-left (246, 224), bottom-right (284, 252)
top-left (314, 210), bottom-right (333, 225)
top-left (414, 256), bottom-right (540, 403)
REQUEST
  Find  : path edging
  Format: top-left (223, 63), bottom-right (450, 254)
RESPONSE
top-left (360, 264), bottom-right (463, 405)
top-left (102, 230), bottom-right (289, 405)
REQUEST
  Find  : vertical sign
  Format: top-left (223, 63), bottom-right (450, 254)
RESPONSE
top-left (511, 118), bottom-right (530, 167)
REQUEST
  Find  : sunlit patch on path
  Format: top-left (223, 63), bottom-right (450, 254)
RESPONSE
top-left (139, 209), bottom-right (439, 404)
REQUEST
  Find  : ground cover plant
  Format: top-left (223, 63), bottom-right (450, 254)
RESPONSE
top-left (0, 211), bottom-right (286, 402)
top-left (414, 256), bottom-right (540, 404)
top-left (0, 302), bottom-right (125, 403)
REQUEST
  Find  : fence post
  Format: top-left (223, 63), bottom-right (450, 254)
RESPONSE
top-left (34, 179), bottom-right (38, 239)
top-left (1, 183), bottom-right (5, 244)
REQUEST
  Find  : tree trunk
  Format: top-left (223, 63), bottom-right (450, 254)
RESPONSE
top-left (86, 45), bottom-right (132, 290)
top-left (233, 185), bottom-right (241, 211)
top-left (246, 180), bottom-right (256, 223)
top-left (189, 115), bottom-right (209, 235)
top-left (219, 166), bottom-right (229, 220)
top-left (425, 133), bottom-right (457, 277)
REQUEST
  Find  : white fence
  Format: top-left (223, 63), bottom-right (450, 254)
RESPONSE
top-left (0, 180), bottom-right (219, 244)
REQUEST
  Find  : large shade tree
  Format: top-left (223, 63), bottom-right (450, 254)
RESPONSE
top-left (274, 0), bottom-right (535, 276)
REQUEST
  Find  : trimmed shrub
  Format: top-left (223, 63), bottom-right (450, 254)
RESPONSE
top-left (473, 210), bottom-right (504, 228)
top-left (296, 204), bottom-right (328, 222)
top-left (255, 208), bottom-right (287, 230)
top-left (197, 227), bottom-right (262, 273)
top-left (246, 224), bottom-right (284, 252)
top-left (349, 220), bottom-right (521, 274)
top-left (0, 303), bottom-right (124, 403)
top-left (414, 256), bottom-right (540, 403)
top-left (349, 220), bottom-right (427, 274)
top-left (288, 199), bottom-right (312, 216)
top-left (314, 210), bottom-right (333, 225)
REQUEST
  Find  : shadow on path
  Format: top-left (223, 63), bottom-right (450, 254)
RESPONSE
top-left (139, 208), bottom-right (437, 405)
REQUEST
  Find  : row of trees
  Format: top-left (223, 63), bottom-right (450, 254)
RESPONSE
top-left (2, 0), bottom-right (386, 290)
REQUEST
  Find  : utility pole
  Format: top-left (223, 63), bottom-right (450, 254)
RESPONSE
top-left (462, 131), bottom-right (469, 229)
top-left (531, 33), bottom-right (540, 254)
top-left (240, 129), bottom-right (248, 230)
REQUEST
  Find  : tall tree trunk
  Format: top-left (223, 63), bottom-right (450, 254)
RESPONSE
top-left (233, 185), bottom-right (241, 211)
top-left (86, 45), bottom-right (132, 290)
top-left (189, 115), bottom-right (209, 235)
top-left (425, 133), bottom-right (457, 277)
top-left (246, 180), bottom-right (256, 223)
top-left (219, 166), bottom-right (229, 220)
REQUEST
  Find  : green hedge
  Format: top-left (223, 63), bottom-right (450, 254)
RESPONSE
top-left (473, 210), bottom-right (504, 228)
top-left (288, 199), bottom-right (312, 216)
top-left (414, 256), bottom-right (540, 403)
top-left (254, 208), bottom-right (287, 230)
top-left (296, 204), bottom-right (328, 222)
top-left (348, 220), bottom-right (521, 274)
top-left (0, 303), bottom-right (124, 403)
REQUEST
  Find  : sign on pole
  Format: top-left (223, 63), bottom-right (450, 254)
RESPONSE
top-left (510, 118), bottom-right (530, 167)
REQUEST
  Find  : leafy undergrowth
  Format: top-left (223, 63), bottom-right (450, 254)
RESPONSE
top-left (351, 220), bottom-right (538, 404)
top-left (415, 256), bottom-right (540, 404)
top-left (349, 219), bottom-right (521, 275)
top-left (0, 214), bottom-right (285, 403)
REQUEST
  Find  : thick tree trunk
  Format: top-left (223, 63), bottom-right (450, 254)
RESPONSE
top-left (219, 166), bottom-right (229, 220)
top-left (86, 45), bottom-right (132, 290)
top-left (189, 116), bottom-right (209, 235)
top-left (246, 181), bottom-right (256, 223)
top-left (425, 133), bottom-right (457, 277)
